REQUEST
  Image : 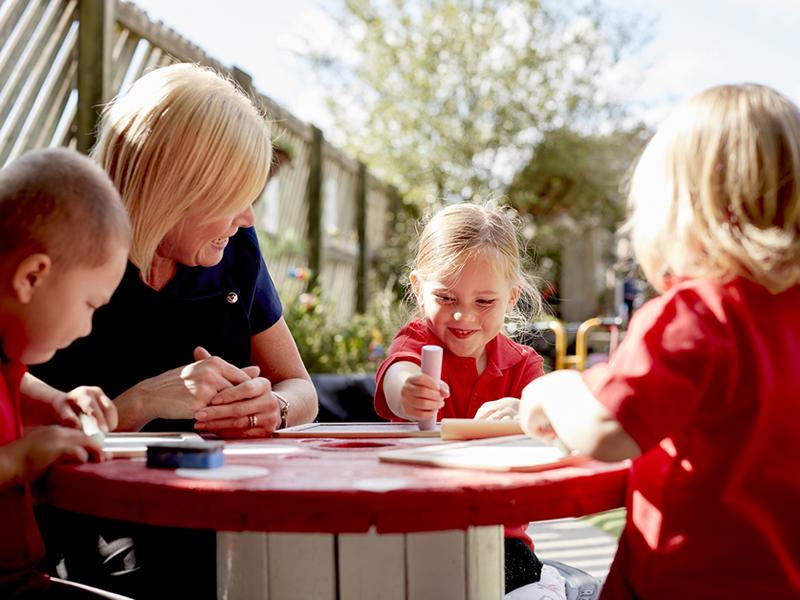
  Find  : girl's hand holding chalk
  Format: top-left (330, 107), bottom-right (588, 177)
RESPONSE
top-left (418, 345), bottom-right (443, 430)
top-left (396, 345), bottom-right (449, 426)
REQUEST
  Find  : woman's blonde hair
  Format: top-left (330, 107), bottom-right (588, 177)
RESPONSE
top-left (92, 63), bottom-right (272, 278)
top-left (628, 83), bottom-right (800, 293)
top-left (410, 201), bottom-right (543, 329)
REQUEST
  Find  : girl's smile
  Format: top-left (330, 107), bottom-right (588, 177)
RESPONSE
top-left (414, 251), bottom-right (518, 373)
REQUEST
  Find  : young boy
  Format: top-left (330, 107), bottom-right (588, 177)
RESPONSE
top-left (0, 148), bottom-right (131, 599)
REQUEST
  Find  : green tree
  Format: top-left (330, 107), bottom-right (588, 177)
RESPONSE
top-left (508, 125), bottom-right (650, 230)
top-left (308, 0), bottom-right (648, 205)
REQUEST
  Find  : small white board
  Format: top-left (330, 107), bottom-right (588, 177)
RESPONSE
top-left (102, 432), bottom-right (204, 458)
top-left (378, 435), bottom-right (588, 472)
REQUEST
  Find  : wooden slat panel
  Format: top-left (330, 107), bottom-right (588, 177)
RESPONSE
top-left (217, 531), bottom-right (270, 600)
top-left (466, 526), bottom-right (504, 600)
top-left (110, 26), bottom-right (139, 93)
top-left (0, 0), bottom-right (53, 122)
top-left (31, 48), bottom-right (76, 150)
top-left (406, 530), bottom-right (467, 600)
top-left (52, 87), bottom-right (77, 147)
top-left (0, 0), bottom-right (47, 84)
top-left (0, 0), bottom-right (76, 165)
top-left (338, 529), bottom-right (405, 600)
top-left (0, 0), bottom-right (28, 48)
top-left (267, 533), bottom-right (336, 600)
top-left (10, 15), bottom-right (77, 158)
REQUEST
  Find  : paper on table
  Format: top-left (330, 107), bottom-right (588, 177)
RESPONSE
top-left (378, 435), bottom-right (588, 472)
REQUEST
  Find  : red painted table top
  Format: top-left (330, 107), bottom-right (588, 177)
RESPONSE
top-left (43, 437), bottom-right (629, 534)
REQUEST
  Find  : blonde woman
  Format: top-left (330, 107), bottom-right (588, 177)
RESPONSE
top-left (520, 84), bottom-right (800, 598)
top-left (32, 63), bottom-right (316, 598)
top-left (34, 63), bottom-right (317, 437)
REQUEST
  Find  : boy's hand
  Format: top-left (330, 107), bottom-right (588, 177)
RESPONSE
top-left (400, 373), bottom-right (449, 421)
top-left (4, 426), bottom-right (104, 485)
top-left (54, 386), bottom-right (118, 433)
top-left (474, 397), bottom-right (520, 421)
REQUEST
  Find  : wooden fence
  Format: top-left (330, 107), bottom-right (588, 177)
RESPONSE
top-left (0, 0), bottom-right (395, 320)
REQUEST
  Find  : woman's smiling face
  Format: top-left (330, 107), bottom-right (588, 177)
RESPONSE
top-left (158, 204), bottom-right (255, 267)
top-left (413, 252), bottom-right (518, 365)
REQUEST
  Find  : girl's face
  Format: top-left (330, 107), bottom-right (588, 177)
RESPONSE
top-left (414, 252), bottom-right (518, 368)
top-left (159, 204), bottom-right (255, 267)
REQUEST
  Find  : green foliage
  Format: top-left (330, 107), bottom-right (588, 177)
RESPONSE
top-left (308, 0), bottom-right (649, 205)
top-left (372, 194), bottom-right (420, 302)
top-left (282, 286), bottom-right (409, 374)
top-left (508, 126), bottom-right (651, 230)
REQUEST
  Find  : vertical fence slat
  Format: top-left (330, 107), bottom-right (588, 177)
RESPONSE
top-left (76, 0), bottom-right (113, 153)
top-left (306, 125), bottom-right (323, 292)
top-left (356, 161), bottom-right (368, 314)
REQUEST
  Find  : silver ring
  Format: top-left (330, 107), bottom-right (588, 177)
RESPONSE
top-left (248, 414), bottom-right (258, 429)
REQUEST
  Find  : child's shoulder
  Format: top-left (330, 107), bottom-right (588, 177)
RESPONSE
top-left (493, 332), bottom-right (543, 369)
top-left (633, 276), bottom-right (794, 346)
top-left (657, 276), bottom-right (782, 318)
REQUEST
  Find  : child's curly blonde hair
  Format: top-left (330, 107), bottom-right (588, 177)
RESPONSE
top-left (629, 83), bottom-right (800, 293)
top-left (409, 200), bottom-right (543, 330)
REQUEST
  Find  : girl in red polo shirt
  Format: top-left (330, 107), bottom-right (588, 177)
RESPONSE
top-left (520, 83), bottom-right (800, 599)
top-left (374, 201), bottom-right (552, 594)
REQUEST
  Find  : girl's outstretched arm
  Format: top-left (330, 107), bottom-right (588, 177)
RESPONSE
top-left (519, 370), bottom-right (640, 462)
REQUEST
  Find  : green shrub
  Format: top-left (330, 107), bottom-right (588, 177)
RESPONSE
top-left (281, 286), bottom-right (408, 374)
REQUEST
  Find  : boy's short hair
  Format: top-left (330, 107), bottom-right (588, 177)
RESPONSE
top-left (0, 148), bottom-right (131, 267)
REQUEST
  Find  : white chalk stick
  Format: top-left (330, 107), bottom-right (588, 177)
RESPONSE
top-left (418, 345), bottom-right (443, 431)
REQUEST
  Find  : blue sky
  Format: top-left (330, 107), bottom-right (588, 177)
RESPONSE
top-left (132, 0), bottom-right (800, 136)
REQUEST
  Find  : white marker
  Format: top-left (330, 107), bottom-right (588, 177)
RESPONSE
top-left (419, 345), bottom-right (443, 431)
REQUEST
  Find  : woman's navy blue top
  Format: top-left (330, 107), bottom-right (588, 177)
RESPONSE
top-left (32, 227), bottom-right (282, 430)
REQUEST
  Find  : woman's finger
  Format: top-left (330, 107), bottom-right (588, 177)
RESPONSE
top-left (209, 378), bottom-right (271, 406)
top-left (193, 346), bottom-right (212, 360)
top-left (196, 411), bottom-right (279, 432)
top-left (242, 365), bottom-right (260, 378)
top-left (194, 395), bottom-right (274, 423)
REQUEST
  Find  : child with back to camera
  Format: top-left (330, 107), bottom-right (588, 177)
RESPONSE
top-left (374, 201), bottom-right (565, 595)
top-left (519, 83), bottom-right (800, 599)
top-left (0, 148), bottom-right (131, 599)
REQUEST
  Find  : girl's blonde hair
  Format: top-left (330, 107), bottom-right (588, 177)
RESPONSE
top-left (92, 63), bottom-right (272, 279)
top-left (410, 201), bottom-right (543, 328)
top-left (629, 83), bottom-right (800, 293)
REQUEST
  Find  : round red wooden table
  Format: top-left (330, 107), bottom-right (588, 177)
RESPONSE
top-left (44, 436), bottom-right (629, 600)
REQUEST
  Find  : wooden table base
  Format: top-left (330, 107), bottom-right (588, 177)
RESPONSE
top-left (217, 525), bottom-right (504, 600)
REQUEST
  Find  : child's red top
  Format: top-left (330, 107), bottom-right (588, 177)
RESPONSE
top-left (0, 359), bottom-right (47, 594)
top-left (375, 319), bottom-right (545, 549)
top-left (375, 320), bottom-right (544, 421)
top-left (585, 277), bottom-right (800, 599)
